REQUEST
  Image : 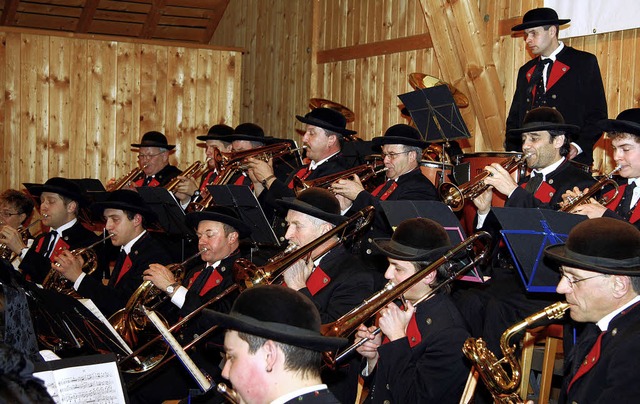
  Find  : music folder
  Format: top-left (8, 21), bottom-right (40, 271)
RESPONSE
top-left (380, 200), bottom-right (484, 283)
top-left (136, 186), bottom-right (192, 237)
top-left (492, 207), bottom-right (588, 293)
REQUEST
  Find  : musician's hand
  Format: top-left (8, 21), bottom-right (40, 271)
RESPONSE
top-left (331, 174), bottom-right (365, 201)
top-left (244, 157), bottom-right (274, 185)
top-left (571, 201), bottom-right (607, 218)
top-left (472, 188), bottom-right (493, 215)
top-left (559, 186), bottom-right (586, 209)
top-left (355, 324), bottom-right (381, 369)
top-left (174, 176), bottom-right (198, 204)
top-left (105, 177), bottom-right (117, 189)
top-left (143, 263), bottom-right (176, 292)
top-left (334, 194), bottom-right (352, 212)
top-left (283, 258), bottom-right (313, 291)
top-left (53, 250), bottom-right (85, 283)
top-left (378, 301), bottom-right (414, 342)
top-left (483, 163), bottom-right (518, 197)
top-left (0, 225), bottom-right (27, 254)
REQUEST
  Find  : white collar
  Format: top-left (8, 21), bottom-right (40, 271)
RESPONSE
top-left (122, 230), bottom-right (147, 255)
top-left (542, 41), bottom-right (564, 62)
top-left (51, 217), bottom-right (77, 235)
top-left (309, 151), bottom-right (339, 170)
top-left (597, 295), bottom-right (640, 331)
top-left (531, 157), bottom-right (565, 181)
top-left (271, 384), bottom-right (329, 404)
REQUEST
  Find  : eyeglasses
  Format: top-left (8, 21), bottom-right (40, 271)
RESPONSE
top-left (381, 151), bottom-right (411, 160)
top-left (0, 210), bottom-right (21, 218)
top-left (560, 268), bottom-right (608, 289)
top-left (137, 151), bottom-right (165, 160)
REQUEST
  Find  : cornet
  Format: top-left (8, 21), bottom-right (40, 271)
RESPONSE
top-left (560, 165), bottom-right (621, 212)
top-left (0, 218), bottom-right (41, 261)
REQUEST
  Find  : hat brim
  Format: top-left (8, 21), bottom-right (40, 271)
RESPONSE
top-left (131, 142), bottom-right (176, 150)
top-left (372, 136), bottom-right (427, 151)
top-left (201, 309), bottom-right (347, 352)
top-left (185, 211), bottom-right (252, 239)
top-left (597, 119), bottom-right (640, 137)
top-left (91, 201), bottom-right (158, 223)
top-left (372, 238), bottom-right (452, 261)
top-left (544, 244), bottom-right (640, 275)
top-left (507, 122), bottom-right (580, 138)
top-left (277, 198), bottom-right (347, 226)
top-left (224, 134), bottom-right (275, 144)
top-left (196, 134), bottom-right (232, 142)
top-left (511, 18), bottom-right (570, 31)
top-left (296, 115), bottom-right (357, 136)
top-left (29, 184), bottom-right (87, 207)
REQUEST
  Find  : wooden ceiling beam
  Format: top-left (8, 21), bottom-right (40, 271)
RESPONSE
top-left (1, 0), bottom-right (20, 26)
top-left (140, 0), bottom-right (166, 39)
top-left (76, 0), bottom-right (100, 33)
top-left (201, 0), bottom-right (229, 43)
top-left (317, 34), bottom-right (432, 64)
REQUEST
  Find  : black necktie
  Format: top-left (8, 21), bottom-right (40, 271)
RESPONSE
top-left (43, 230), bottom-right (58, 256)
top-left (616, 182), bottom-right (637, 219)
top-left (529, 58), bottom-right (553, 107)
top-left (142, 175), bottom-right (153, 186)
top-left (525, 172), bottom-right (543, 194)
top-left (190, 265), bottom-right (215, 294)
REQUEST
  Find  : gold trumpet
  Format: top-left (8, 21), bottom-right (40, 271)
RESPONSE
top-left (321, 231), bottom-right (492, 368)
top-left (107, 165), bottom-right (146, 191)
top-left (292, 160), bottom-right (388, 195)
top-left (439, 153), bottom-right (531, 211)
top-left (211, 142), bottom-right (304, 174)
top-left (42, 233), bottom-right (114, 298)
top-left (164, 161), bottom-right (207, 192)
top-left (0, 218), bottom-right (41, 261)
top-left (462, 301), bottom-right (570, 403)
top-left (560, 165), bottom-right (621, 212)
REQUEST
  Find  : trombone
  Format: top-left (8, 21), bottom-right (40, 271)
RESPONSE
top-left (292, 159), bottom-right (388, 195)
top-left (560, 165), bottom-right (621, 212)
top-left (107, 165), bottom-right (146, 191)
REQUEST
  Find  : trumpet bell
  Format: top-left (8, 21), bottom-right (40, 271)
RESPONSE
top-left (408, 73), bottom-right (469, 108)
top-left (438, 182), bottom-right (465, 212)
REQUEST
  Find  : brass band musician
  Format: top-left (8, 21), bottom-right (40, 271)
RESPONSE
top-left (130, 131), bottom-right (182, 188)
top-left (0, 189), bottom-right (36, 269)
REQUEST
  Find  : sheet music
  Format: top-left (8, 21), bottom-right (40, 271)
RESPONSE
top-left (79, 299), bottom-right (133, 355)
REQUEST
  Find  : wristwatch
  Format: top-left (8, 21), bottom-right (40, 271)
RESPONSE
top-left (166, 282), bottom-right (180, 295)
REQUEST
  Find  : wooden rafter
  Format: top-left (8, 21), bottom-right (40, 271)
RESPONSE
top-left (140, 0), bottom-right (167, 39)
top-left (0, 0), bottom-right (20, 26)
top-left (317, 34), bottom-right (433, 64)
top-left (76, 0), bottom-right (100, 33)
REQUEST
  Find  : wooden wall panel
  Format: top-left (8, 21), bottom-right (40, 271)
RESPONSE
top-left (0, 28), bottom-right (241, 191)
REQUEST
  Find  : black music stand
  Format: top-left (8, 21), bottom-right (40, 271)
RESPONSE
top-left (380, 200), bottom-right (484, 283)
top-left (206, 184), bottom-right (279, 247)
top-left (493, 207), bottom-right (587, 293)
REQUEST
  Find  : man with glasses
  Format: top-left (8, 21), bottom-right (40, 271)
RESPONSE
top-left (544, 217), bottom-right (640, 402)
top-left (0, 189), bottom-right (35, 268)
top-left (131, 131), bottom-right (182, 187)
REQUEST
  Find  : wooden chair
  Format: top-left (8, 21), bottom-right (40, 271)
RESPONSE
top-left (518, 324), bottom-right (564, 403)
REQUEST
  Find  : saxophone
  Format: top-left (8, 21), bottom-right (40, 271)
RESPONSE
top-left (462, 301), bottom-right (570, 403)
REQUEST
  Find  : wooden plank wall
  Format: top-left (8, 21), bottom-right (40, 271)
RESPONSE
top-left (0, 28), bottom-right (242, 191)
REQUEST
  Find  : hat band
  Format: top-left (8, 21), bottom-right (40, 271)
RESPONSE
top-left (386, 239), bottom-right (434, 257)
top-left (521, 121), bottom-right (565, 130)
top-left (565, 249), bottom-right (640, 269)
top-left (232, 313), bottom-right (322, 338)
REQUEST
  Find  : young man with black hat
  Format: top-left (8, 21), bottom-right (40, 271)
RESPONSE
top-left (205, 284), bottom-right (348, 404)
top-left (355, 218), bottom-right (470, 403)
top-left (505, 7), bottom-right (607, 166)
top-left (130, 131), bottom-right (182, 187)
top-left (53, 189), bottom-right (172, 317)
top-left (544, 217), bottom-right (640, 402)
top-left (17, 177), bottom-right (103, 284)
top-left (563, 108), bottom-right (640, 229)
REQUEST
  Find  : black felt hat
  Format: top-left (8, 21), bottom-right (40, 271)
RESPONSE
top-left (202, 285), bottom-right (347, 351)
top-left (507, 107), bottom-right (579, 138)
top-left (91, 189), bottom-right (157, 222)
top-left (29, 177), bottom-right (88, 207)
top-left (372, 124), bottom-right (428, 151)
top-left (196, 124), bottom-right (235, 141)
top-left (296, 107), bottom-right (357, 136)
top-left (544, 217), bottom-right (640, 275)
top-left (226, 123), bottom-right (273, 144)
top-left (598, 108), bottom-right (640, 138)
top-left (131, 131), bottom-right (175, 150)
top-left (511, 7), bottom-right (571, 31)
top-left (185, 205), bottom-right (252, 239)
top-left (277, 188), bottom-right (347, 226)
top-left (373, 218), bottom-right (452, 261)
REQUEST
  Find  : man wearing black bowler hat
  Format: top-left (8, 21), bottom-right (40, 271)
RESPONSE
top-left (131, 131), bottom-right (182, 187)
top-left (505, 7), bottom-right (607, 166)
top-left (544, 217), bottom-right (640, 402)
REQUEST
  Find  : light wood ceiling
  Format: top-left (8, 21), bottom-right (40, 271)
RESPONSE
top-left (0, 0), bottom-right (230, 43)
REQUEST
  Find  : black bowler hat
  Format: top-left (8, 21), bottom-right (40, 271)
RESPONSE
top-left (186, 206), bottom-right (252, 239)
top-left (226, 123), bottom-right (274, 144)
top-left (296, 107), bottom-right (357, 136)
top-left (131, 131), bottom-right (176, 150)
top-left (29, 177), bottom-right (88, 207)
top-left (277, 188), bottom-right (347, 226)
top-left (372, 124), bottom-right (428, 151)
top-left (507, 107), bottom-right (579, 138)
top-left (598, 108), bottom-right (640, 138)
top-left (91, 189), bottom-right (157, 223)
top-left (544, 218), bottom-right (640, 275)
top-left (373, 218), bottom-right (451, 261)
top-left (203, 285), bottom-right (347, 351)
top-left (511, 7), bottom-right (571, 31)
top-left (196, 124), bottom-right (234, 141)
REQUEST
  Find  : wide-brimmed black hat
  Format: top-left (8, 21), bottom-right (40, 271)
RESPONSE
top-left (372, 124), bottom-right (428, 151)
top-left (196, 124), bottom-right (234, 142)
top-left (131, 131), bottom-right (175, 150)
top-left (91, 189), bottom-right (157, 222)
top-left (29, 177), bottom-right (88, 207)
top-left (225, 122), bottom-right (273, 144)
top-left (597, 108), bottom-right (640, 138)
top-left (373, 218), bottom-right (451, 261)
top-left (511, 7), bottom-right (571, 31)
top-left (185, 206), bottom-right (252, 239)
top-left (507, 107), bottom-right (579, 138)
top-left (277, 188), bottom-right (347, 226)
top-left (296, 107), bottom-right (357, 136)
top-left (203, 285), bottom-right (347, 351)
top-left (544, 218), bottom-right (640, 275)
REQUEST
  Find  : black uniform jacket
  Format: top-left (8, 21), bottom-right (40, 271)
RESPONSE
top-left (133, 164), bottom-right (182, 187)
top-left (281, 388), bottom-right (340, 404)
top-left (364, 293), bottom-right (470, 403)
top-left (602, 182), bottom-right (640, 230)
top-left (77, 232), bottom-right (172, 317)
top-left (506, 45), bottom-right (607, 165)
top-left (560, 300), bottom-right (640, 403)
top-left (20, 220), bottom-right (104, 285)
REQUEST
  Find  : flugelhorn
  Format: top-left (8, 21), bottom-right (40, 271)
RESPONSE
top-left (439, 153), bottom-right (531, 211)
top-left (292, 159), bottom-right (388, 195)
top-left (462, 301), bottom-right (570, 403)
top-left (321, 231), bottom-right (491, 368)
top-left (211, 142), bottom-right (304, 174)
top-left (560, 165), bottom-right (621, 212)
top-left (164, 161), bottom-right (207, 192)
top-left (0, 218), bottom-right (41, 261)
top-left (108, 165), bottom-right (146, 191)
top-left (42, 233), bottom-right (114, 298)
